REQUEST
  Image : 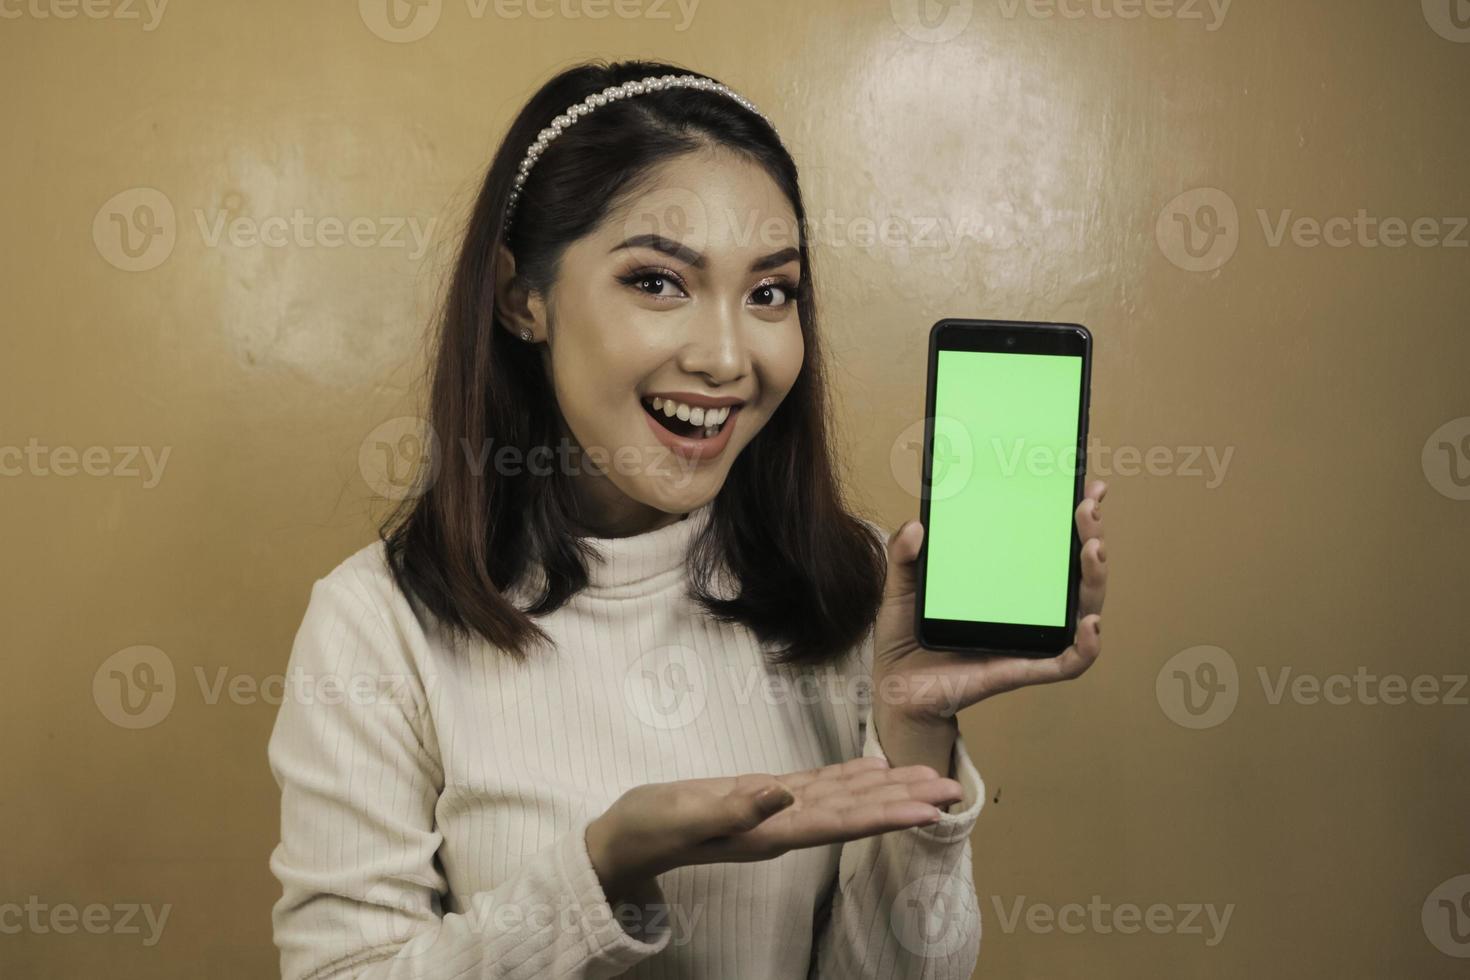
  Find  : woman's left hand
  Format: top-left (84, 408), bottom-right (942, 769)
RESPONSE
top-left (869, 480), bottom-right (1110, 743)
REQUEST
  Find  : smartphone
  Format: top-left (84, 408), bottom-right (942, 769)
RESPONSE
top-left (913, 318), bottom-right (1092, 656)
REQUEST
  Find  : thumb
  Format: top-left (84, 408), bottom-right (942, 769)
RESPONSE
top-left (709, 782), bottom-right (794, 836)
top-left (883, 520), bottom-right (925, 602)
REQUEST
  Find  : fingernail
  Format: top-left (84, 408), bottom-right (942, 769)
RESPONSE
top-left (757, 786), bottom-right (794, 813)
top-left (1093, 501), bottom-right (1101, 521)
top-left (1094, 619), bottom-right (1102, 637)
top-left (1098, 542), bottom-right (1107, 563)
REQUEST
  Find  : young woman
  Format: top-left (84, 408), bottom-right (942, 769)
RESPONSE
top-left (267, 59), bottom-right (1109, 979)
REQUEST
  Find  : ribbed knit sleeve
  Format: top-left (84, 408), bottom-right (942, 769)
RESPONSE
top-left (807, 519), bottom-right (985, 977)
top-left (808, 703), bottom-right (984, 977)
top-left (266, 576), bottom-right (672, 980)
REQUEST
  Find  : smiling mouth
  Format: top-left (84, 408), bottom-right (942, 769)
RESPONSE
top-left (640, 397), bottom-right (736, 439)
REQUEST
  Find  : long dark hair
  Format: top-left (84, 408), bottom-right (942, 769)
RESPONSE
top-left (379, 58), bottom-right (886, 667)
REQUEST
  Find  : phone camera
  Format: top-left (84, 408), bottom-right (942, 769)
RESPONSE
top-left (1005, 336), bottom-right (1016, 346)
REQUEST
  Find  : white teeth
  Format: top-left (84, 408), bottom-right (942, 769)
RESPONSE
top-left (645, 397), bottom-right (735, 433)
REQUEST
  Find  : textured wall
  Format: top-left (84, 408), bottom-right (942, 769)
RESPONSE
top-left (3, 0), bottom-right (1467, 976)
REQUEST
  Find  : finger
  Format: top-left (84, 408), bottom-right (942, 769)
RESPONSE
top-left (1075, 494), bottom-right (1105, 545)
top-left (696, 780), bottom-right (795, 838)
top-left (827, 799), bottom-right (946, 840)
top-left (724, 790), bottom-right (952, 856)
top-left (882, 519), bottom-right (926, 602)
top-left (968, 615), bottom-right (1104, 697)
top-left (1026, 615), bottom-right (1103, 687)
top-left (799, 766), bottom-right (949, 810)
top-left (1079, 534), bottom-right (1108, 618)
top-left (815, 782), bottom-right (957, 815)
top-left (777, 756), bottom-right (888, 792)
top-left (839, 778), bottom-right (964, 811)
top-left (779, 795), bottom-right (944, 843)
top-left (865, 764), bottom-right (947, 784)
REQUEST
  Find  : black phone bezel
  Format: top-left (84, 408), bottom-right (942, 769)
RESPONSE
top-left (913, 318), bottom-right (1093, 657)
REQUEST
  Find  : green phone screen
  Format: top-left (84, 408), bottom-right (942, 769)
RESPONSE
top-left (925, 349), bottom-right (1084, 627)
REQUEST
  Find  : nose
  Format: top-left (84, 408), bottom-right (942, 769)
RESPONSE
top-left (675, 302), bottom-right (748, 386)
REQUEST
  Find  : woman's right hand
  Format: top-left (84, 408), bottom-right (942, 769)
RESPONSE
top-left (584, 756), bottom-right (963, 896)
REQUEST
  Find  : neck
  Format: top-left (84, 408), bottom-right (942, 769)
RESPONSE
top-left (569, 496), bottom-right (688, 539)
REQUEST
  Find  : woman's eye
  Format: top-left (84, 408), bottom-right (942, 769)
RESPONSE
top-left (637, 275), bottom-right (677, 296)
top-left (750, 282), bottom-right (795, 307)
top-left (621, 270), bottom-right (687, 299)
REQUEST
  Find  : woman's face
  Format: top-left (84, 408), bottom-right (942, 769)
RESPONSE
top-left (530, 147), bottom-right (805, 533)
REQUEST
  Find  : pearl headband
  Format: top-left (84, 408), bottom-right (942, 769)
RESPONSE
top-left (503, 74), bottom-right (773, 230)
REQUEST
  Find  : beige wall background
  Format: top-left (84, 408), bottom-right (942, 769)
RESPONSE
top-left (4, 0), bottom-right (1468, 976)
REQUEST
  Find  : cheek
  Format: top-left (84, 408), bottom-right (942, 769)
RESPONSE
top-left (759, 322), bottom-right (806, 401)
top-left (549, 296), bottom-right (641, 401)
top-left (562, 291), bottom-right (672, 383)
top-left (552, 347), bottom-right (643, 430)
top-left (545, 324), bottom-right (663, 454)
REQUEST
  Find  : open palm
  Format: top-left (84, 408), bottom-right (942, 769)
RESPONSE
top-left (590, 756), bottom-right (963, 884)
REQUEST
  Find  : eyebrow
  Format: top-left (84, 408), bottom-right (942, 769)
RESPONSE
top-left (610, 234), bottom-right (800, 274)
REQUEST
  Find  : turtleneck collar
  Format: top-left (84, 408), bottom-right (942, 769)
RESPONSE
top-left (577, 501), bottom-right (715, 594)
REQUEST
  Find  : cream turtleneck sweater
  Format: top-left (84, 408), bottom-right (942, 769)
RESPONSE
top-left (267, 502), bottom-right (985, 978)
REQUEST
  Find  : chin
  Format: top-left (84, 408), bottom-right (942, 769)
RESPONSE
top-left (628, 472), bottom-right (722, 514)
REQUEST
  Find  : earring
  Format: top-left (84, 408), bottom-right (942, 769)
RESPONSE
top-left (519, 328), bottom-right (533, 342)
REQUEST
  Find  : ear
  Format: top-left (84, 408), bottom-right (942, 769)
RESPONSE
top-left (494, 243), bottom-right (548, 342)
